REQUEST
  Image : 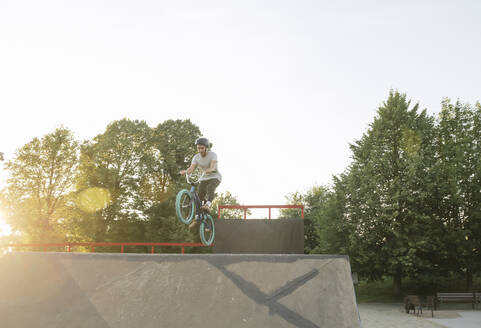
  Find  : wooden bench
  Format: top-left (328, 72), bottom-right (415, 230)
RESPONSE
top-left (436, 292), bottom-right (479, 310)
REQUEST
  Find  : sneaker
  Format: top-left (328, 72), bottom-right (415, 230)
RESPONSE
top-left (200, 204), bottom-right (211, 213)
top-left (189, 215), bottom-right (200, 229)
top-left (189, 220), bottom-right (199, 229)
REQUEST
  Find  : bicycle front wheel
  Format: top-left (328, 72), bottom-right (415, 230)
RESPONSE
top-left (200, 214), bottom-right (215, 246)
top-left (175, 189), bottom-right (194, 224)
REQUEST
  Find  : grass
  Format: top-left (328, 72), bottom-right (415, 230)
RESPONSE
top-left (355, 278), bottom-right (401, 303)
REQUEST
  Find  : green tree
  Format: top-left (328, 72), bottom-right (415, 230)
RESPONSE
top-left (73, 118), bottom-right (203, 247)
top-left (312, 176), bottom-right (354, 257)
top-left (282, 186), bottom-right (330, 254)
top-left (74, 119), bottom-right (153, 243)
top-left (212, 191), bottom-right (245, 219)
top-left (433, 100), bottom-right (481, 290)
top-left (281, 93), bottom-right (481, 294)
top-left (343, 90), bottom-right (437, 294)
top-left (151, 119), bottom-right (202, 186)
top-left (143, 119), bottom-right (202, 247)
top-left (1, 128), bottom-right (79, 242)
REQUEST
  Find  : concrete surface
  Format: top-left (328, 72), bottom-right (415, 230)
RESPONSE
top-left (0, 252), bottom-right (361, 328)
top-left (358, 303), bottom-right (481, 328)
top-left (426, 311), bottom-right (481, 328)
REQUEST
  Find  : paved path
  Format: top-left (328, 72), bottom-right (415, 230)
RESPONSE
top-left (358, 303), bottom-right (445, 328)
top-left (358, 303), bottom-right (481, 328)
top-left (427, 311), bottom-right (481, 328)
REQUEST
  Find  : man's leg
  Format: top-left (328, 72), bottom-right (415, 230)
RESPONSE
top-left (198, 180), bottom-right (208, 203)
top-left (205, 179), bottom-right (220, 202)
top-left (190, 180), bottom-right (209, 229)
top-left (200, 179), bottom-right (220, 212)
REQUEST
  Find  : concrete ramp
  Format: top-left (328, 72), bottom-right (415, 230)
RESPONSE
top-left (0, 252), bottom-right (361, 328)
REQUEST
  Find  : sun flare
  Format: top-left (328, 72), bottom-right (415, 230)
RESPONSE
top-left (0, 210), bottom-right (12, 237)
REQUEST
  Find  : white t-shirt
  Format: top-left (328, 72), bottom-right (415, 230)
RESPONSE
top-left (192, 151), bottom-right (222, 182)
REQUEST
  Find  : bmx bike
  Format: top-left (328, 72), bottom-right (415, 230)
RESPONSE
top-left (175, 173), bottom-right (215, 246)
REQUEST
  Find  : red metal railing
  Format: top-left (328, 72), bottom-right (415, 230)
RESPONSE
top-left (0, 242), bottom-right (207, 254)
top-left (217, 205), bottom-right (304, 220)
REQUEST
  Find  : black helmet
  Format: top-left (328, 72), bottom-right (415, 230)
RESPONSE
top-left (195, 137), bottom-right (209, 148)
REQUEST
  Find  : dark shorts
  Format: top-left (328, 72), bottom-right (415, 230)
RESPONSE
top-left (198, 178), bottom-right (221, 202)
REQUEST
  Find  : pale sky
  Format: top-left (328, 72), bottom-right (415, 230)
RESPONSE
top-left (1, 1), bottom-right (480, 222)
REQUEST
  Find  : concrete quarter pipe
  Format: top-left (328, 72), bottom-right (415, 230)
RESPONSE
top-left (0, 252), bottom-right (361, 328)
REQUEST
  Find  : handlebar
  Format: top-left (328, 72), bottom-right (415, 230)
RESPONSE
top-left (185, 170), bottom-right (217, 185)
top-left (185, 172), bottom-right (200, 186)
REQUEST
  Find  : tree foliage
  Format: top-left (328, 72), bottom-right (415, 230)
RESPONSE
top-left (1, 127), bottom-right (79, 242)
top-left (291, 91), bottom-right (481, 293)
top-left (71, 118), bottom-right (202, 245)
top-left (282, 186), bottom-right (329, 253)
top-left (212, 191), bottom-right (245, 220)
top-left (0, 119), bottom-right (212, 249)
top-left (432, 100), bottom-right (481, 288)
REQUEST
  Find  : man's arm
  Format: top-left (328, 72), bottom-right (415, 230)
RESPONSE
top-left (205, 160), bottom-right (217, 174)
top-left (180, 163), bottom-right (197, 176)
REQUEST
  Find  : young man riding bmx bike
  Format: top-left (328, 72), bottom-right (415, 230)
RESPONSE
top-left (180, 137), bottom-right (222, 229)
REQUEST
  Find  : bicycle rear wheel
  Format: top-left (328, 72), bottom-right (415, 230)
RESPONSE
top-left (199, 214), bottom-right (215, 246)
top-left (175, 189), bottom-right (194, 224)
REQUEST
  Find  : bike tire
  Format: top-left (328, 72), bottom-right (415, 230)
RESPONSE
top-left (175, 189), bottom-right (194, 224)
top-left (199, 214), bottom-right (215, 246)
